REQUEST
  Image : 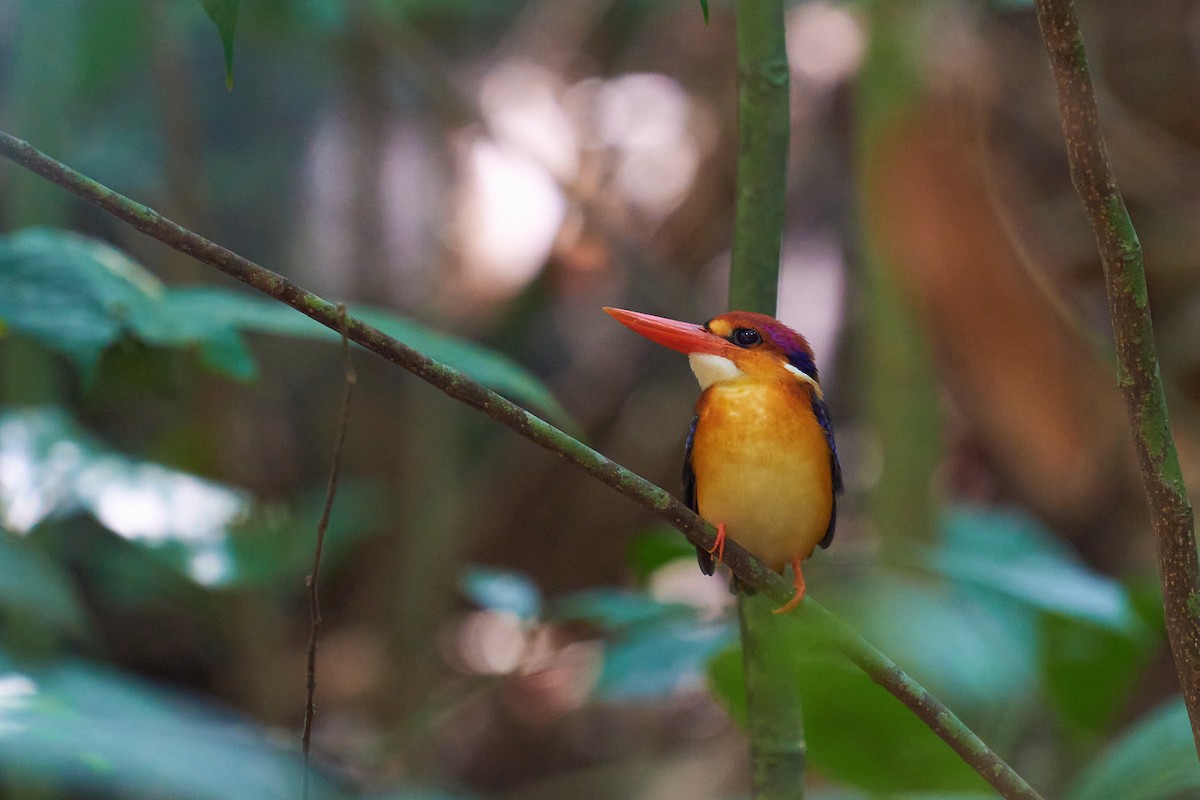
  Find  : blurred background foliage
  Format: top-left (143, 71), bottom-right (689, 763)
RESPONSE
top-left (2, 0), bottom-right (1200, 797)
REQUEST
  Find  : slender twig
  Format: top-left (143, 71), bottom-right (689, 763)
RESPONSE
top-left (301, 305), bottom-right (356, 797)
top-left (1032, 0), bottom-right (1200, 752)
top-left (0, 129), bottom-right (1040, 799)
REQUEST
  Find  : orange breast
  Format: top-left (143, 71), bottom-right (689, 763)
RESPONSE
top-left (690, 377), bottom-right (833, 571)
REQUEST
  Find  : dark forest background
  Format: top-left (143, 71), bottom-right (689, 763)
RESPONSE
top-left (3, 1), bottom-right (1200, 798)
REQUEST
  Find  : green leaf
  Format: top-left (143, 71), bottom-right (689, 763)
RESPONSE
top-left (709, 569), bottom-right (1036, 794)
top-left (201, 0), bottom-right (240, 88)
top-left (0, 528), bottom-right (90, 641)
top-left (1040, 611), bottom-right (1155, 733)
top-left (625, 526), bottom-right (696, 583)
top-left (223, 483), bottom-right (384, 587)
top-left (707, 635), bottom-right (991, 794)
top-left (707, 509), bottom-right (1133, 794)
top-left (699, 0), bottom-right (709, 23)
top-left (136, 285), bottom-right (264, 381)
top-left (707, 645), bottom-right (745, 724)
top-left (806, 794), bottom-right (994, 800)
top-left (711, 507), bottom-right (1148, 794)
top-left (836, 579), bottom-right (1031, 771)
top-left (1068, 699), bottom-right (1200, 800)
top-left (831, 574), bottom-right (1038, 716)
top-left (0, 654), bottom-right (350, 800)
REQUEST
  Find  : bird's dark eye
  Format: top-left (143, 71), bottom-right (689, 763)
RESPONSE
top-left (732, 328), bottom-right (761, 347)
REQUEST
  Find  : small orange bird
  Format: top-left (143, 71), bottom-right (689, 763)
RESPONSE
top-left (605, 307), bottom-right (842, 613)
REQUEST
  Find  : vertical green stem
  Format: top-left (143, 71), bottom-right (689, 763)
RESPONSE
top-left (729, 0), bottom-right (789, 313)
top-left (728, 1), bottom-right (802, 798)
top-left (3, 0), bottom-right (77, 230)
top-left (855, 1), bottom-right (940, 548)
top-left (738, 595), bottom-right (807, 798)
top-left (0, 0), bottom-right (77, 406)
top-left (388, 386), bottom-right (471, 720)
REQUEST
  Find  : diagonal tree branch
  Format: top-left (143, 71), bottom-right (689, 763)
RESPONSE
top-left (0, 129), bottom-right (1041, 800)
top-left (1033, 0), bottom-right (1200, 753)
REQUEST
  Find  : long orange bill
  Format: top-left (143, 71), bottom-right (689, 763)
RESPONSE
top-left (603, 307), bottom-right (730, 356)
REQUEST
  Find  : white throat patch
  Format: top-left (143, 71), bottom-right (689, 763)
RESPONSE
top-left (688, 353), bottom-right (743, 390)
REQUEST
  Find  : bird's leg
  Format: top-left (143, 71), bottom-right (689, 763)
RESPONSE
top-left (707, 522), bottom-right (728, 566)
top-left (771, 557), bottom-right (806, 614)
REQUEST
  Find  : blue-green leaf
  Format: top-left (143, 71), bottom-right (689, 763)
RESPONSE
top-left (549, 588), bottom-right (692, 629)
top-left (0, 229), bottom-right (163, 381)
top-left (548, 587), bottom-right (730, 699)
top-left (0, 230), bottom-right (575, 425)
top-left (0, 654), bottom-right (349, 800)
top-left (597, 616), bottom-right (731, 699)
top-left (366, 791), bottom-right (478, 800)
top-left (1068, 699), bottom-right (1200, 800)
top-left (161, 287), bottom-right (577, 427)
top-left (201, 0), bottom-right (240, 88)
top-left (0, 407), bottom-right (378, 590)
top-left (828, 573), bottom-right (1039, 715)
top-left (0, 229), bottom-right (256, 382)
top-left (0, 407), bottom-right (248, 586)
top-left (931, 506), bottom-right (1143, 633)
top-left (927, 506), bottom-right (1155, 734)
top-left (355, 306), bottom-right (576, 430)
top-left (460, 567), bottom-right (542, 621)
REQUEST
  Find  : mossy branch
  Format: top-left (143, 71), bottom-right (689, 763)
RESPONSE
top-left (0, 129), bottom-right (1041, 799)
top-left (1032, 0), bottom-right (1200, 752)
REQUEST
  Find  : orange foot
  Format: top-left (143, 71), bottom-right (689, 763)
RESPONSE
top-left (772, 557), bottom-right (807, 614)
top-left (707, 522), bottom-right (728, 567)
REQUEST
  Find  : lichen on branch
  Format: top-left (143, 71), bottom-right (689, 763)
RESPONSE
top-left (1032, 0), bottom-right (1200, 754)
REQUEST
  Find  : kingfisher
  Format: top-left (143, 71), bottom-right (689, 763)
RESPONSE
top-left (605, 307), bottom-right (842, 613)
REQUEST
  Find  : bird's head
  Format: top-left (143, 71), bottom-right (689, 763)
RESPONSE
top-left (604, 307), bottom-right (820, 394)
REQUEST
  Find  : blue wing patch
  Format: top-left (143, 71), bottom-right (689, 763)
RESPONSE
top-left (810, 395), bottom-right (842, 549)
